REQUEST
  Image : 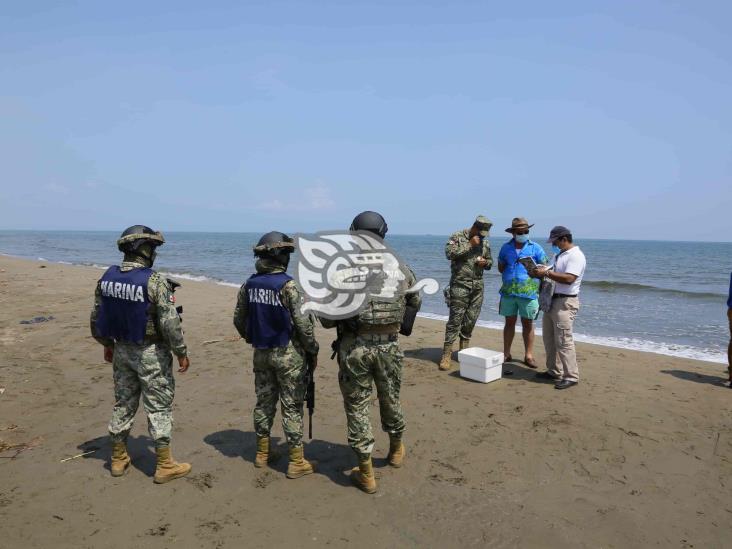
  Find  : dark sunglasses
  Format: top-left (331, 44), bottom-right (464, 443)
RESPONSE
top-left (514, 230), bottom-right (529, 236)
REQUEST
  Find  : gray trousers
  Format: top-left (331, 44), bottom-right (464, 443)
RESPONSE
top-left (542, 296), bottom-right (580, 382)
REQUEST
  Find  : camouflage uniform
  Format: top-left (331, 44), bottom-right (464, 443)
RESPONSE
top-left (91, 259), bottom-right (187, 448)
top-left (233, 258), bottom-right (319, 448)
top-left (322, 266), bottom-right (422, 460)
top-left (444, 229), bottom-right (493, 345)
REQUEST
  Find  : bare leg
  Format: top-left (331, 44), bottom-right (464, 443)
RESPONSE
top-left (521, 317), bottom-right (535, 362)
top-left (503, 316), bottom-right (517, 359)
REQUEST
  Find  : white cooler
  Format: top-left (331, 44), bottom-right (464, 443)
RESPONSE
top-left (457, 347), bottom-right (504, 383)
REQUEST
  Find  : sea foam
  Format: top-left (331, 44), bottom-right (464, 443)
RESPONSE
top-left (417, 312), bottom-right (727, 364)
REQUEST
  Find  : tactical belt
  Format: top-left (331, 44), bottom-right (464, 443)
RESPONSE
top-left (116, 335), bottom-right (162, 345)
top-left (356, 323), bottom-right (400, 335)
top-left (355, 333), bottom-right (399, 344)
top-left (143, 332), bottom-right (163, 344)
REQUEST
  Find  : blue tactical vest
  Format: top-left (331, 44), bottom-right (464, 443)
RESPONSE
top-left (95, 266), bottom-right (153, 344)
top-left (245, 272), bottom-right (293, 349)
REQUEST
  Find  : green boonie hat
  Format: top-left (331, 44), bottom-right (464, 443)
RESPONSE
top-left (473, 215), bottom-right (493, 237)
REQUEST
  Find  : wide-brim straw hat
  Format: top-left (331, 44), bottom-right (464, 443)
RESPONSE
top-left (505, 217), bottom-right (535, 233)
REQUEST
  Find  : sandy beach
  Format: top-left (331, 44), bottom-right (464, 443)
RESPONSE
top-left (1, 254), bottom-right (731, 548)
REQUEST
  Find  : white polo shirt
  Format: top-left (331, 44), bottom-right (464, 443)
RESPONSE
top-left (553, 246), bottom-right (586, 295)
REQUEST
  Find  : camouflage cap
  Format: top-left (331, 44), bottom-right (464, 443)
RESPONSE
top-left (473, 215), bottom-right (493, 236)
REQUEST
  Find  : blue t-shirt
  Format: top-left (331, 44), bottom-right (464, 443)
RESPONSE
top-left (498, 239), bottom-right (548, 299)
top-left (728, 272), bottom-right (732, 309)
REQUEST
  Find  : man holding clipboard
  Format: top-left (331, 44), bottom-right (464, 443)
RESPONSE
top-left (497, 218), bottom-right (548, 368)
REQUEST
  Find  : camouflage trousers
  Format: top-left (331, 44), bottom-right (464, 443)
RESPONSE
top-left (252, 342), bottom-right (306, 448)
top-left (337, 334), bottom-right (405, 460)
top-left (109, 342), bottom-right (175, 448)
top-left (444, 282), bottom-right (484, 345)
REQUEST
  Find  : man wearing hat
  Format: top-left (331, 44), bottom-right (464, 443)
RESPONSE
top-left (533, 226), bottom-right (587, 389)
top-left (497, 218), bottom-right (548, 368)
top-left (439, 215), bottom-right (493, 371)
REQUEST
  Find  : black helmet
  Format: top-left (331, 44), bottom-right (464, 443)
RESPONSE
top-left (117, 225), bottom-right (165, 254)
top-left (350, 211), bottom-right (388, 238)
top-left (253, 231), bottom-right (295, 265)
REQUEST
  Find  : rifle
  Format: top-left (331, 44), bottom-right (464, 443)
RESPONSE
top-left (304, 354), bottom-right (316, 439)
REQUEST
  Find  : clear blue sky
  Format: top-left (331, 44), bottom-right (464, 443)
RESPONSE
top-left (1, 1), bottom-right (730, 240)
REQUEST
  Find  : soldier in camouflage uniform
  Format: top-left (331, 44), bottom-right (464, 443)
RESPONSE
top-left (320, 211), bottom-right (422, 494)
top-left (233, 231), bottom-right (319, 479)
top-left (439, 215), bottom-right (494, 371)
top-left (90, 225), bottom-right (191, 483)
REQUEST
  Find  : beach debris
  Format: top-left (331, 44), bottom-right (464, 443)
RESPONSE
top-left (146, 524), bottom-right (170, 537)
top-left (202, 336), bottom-right (241, 345)
top-left (617, 426), bottom-right (659, 443)
top-left (19, 316), bottom-right (55, 325)
top-left (39, 265), bottom-right (47, 269)
top-left (60, 449), bottom-right (99, 463)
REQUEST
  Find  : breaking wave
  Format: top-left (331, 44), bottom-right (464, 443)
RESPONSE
top-left (583, 280), bottom-right (724, 299)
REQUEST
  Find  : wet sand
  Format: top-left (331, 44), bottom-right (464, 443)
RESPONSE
top-left (1, 255), bottom-right (731, 548)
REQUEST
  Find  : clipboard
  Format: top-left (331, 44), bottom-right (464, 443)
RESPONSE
top-left (518, 256), bottom-right (540, 272)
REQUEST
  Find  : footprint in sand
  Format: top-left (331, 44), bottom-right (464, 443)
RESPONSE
top-left (186, 472), bottom-right (215, 491)
top-left (252, 470), bottom-right (278, 489)
top-left (428, 459), bottom-right (467, 486)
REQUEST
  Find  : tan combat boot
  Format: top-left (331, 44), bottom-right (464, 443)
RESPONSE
top-left (254, 436), bottom-right (269, 468)
top-left (387, 436), bottom-right (405, 468)
top-left (351, 457), bottom-right (377, 494)
top-left (110, 441), bottom-right (131, 477)
top-left (286, 445), bottom-right (314, 479)
top-left (153, 446), bottom-right (192, 484)
top-left (459, 338), bottom-right (471, 351)
top-left (438, 343), bottom-right (453, 371)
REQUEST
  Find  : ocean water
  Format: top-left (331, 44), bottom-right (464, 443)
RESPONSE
top-left (1, 230), bottom-right (730, 364)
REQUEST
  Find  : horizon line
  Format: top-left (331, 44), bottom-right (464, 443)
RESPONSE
top-left (0, 228), bottom-right (730, 245)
